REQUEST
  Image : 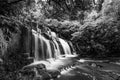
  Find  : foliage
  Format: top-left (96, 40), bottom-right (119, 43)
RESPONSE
top-left (0, 0), bottom-right (26, 16)
top-left (0, 15), bottom-right (32, 80)
top-left (71, 0), bottom-right (120, 57)
top-left (1, 0), bottom-right (120, 79)
top-left (43, 0), bottom-right (93, 20)
top-left (44, 19), bottom-right (81, 40)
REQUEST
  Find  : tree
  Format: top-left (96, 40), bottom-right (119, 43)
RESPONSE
top-left (44, 0), bottom-right (93, 20)
top-left (71, 0), bottom-right (120, 57)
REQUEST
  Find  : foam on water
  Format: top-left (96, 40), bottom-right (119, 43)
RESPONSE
top-left (32, 29), bottom-right (76, 61)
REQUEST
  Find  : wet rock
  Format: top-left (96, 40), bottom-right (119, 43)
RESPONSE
top-left (35, 63), bottom-right (46, 70)
top-left (18, 63), bottom-right (48, 80)
top-left (37, 70), bottom-right (51, 80)
top-left (19, 63), bottom-right (62, 80)
top-left (116, 76), bottom-right (120, 80)
top-left (47, 69), bottom-right (61, 79)
top-left (90, 63), bottom-right (103, 69)
top-left (36, 64), bottom-right (51, 80)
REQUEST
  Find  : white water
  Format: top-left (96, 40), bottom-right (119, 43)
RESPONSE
top-left (32, 29), bottom-right (76, 62)
top-left (59, 38), bottom-right (72, 57)
top-left (68, 41), bottom-right (77, 55)
top-left (34, 33), bottom-right (39, 61)
top-left (53, 39), bottom-right (61, 58)
top-left (42, 36), bottom-right (52, 59)
top-left (51, 31), bottom-right (57, 38)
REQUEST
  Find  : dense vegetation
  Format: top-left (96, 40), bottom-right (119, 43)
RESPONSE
top-left (1, 0), bottom-right (120, 79)
top-left (45, 0), bottom-right (120, 57)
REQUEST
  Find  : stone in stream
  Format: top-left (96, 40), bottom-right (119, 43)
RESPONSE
top-left (36, 64), bottom-right (61, 79)
top-left (20, 63), bottom-right (62, 80)
top-left (117, 76), bottom-right (120, 80)
top-left (47, 69), bottom-right (61, 79)
top-left (35, 64), bottom-right (51, 80)
top-left (90, 63), bottom-right (103, 68)
top-left (91, 63), bottom-right (97, 67)
top-left (18, 63), bottom-right (50, 80)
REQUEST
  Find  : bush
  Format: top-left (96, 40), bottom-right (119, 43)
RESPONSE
top-left (71, 0), bottom-right (120, 57)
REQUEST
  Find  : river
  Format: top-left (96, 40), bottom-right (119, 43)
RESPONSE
top-left (20, 29), bottom-right (120, 80)
top-left (51, 58), bottom-right (120, 80)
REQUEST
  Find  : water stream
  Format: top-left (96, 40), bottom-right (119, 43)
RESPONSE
top-left (32, 29), bottom-right (76, 62)
top-left (22, 29), bottom-right (120, 80)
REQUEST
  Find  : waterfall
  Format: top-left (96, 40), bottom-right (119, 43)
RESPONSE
top-left (39, 32), bottom-right (45, 60)
top-left (34, 33), bottom-right (39, 61)
top-left (50, 31), bottom-right (63, 58)
top-left (32, 30), bottom-right (40, 61)
top-left (32, 29), bottom-right (76, 61)
top-left (52, 39), bottom-right (61, 58)
top-left (68, 41), bottom-right (77, 55)
top-left (59, 38), bottom-right (72, 57)
top-left (42, 36), bottom-right (52, 59)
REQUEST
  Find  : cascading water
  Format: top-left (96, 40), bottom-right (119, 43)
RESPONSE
top-left (22, 28), bottom-right (79, 80)
top-left (42, 36), bottom-right (52, 59)
top-left (68, 41), bottom-right (77, 55)
top-left (59, 38), bottom-right (72, 57)
top-left (32, 28), bottom-right (76, 61)
top-left (52, 39), bottom-right (61, 58)
top-left (34, 32), bottom-right (39, 61)
top-left (32, 29), bottom-right (53, 60)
